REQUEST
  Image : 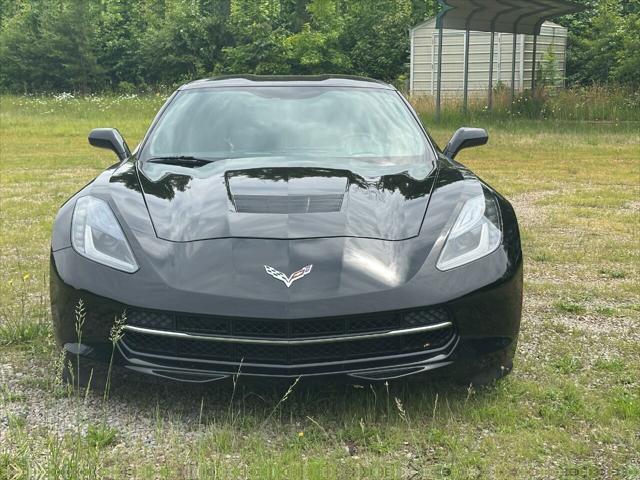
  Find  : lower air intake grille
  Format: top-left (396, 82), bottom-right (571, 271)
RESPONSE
top-left (122, 307), bottom-right (455, 366)
top-left (123, 327), bottom-right (454, 365)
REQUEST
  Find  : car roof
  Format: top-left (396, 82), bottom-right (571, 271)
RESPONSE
top-left (180, 75), bottom-right (395, 90)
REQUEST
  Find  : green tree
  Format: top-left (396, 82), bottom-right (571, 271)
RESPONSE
top-left (0, 0), bottom-right (102, 92)
top-left (558, 0), bottom-right (639, 87)
top-left (0, 1), bottom-right (47, 92)
top-left (339, 0), bottom-right (417, 82)
top-left (219, 0), bottom-right (291, 75)
top-left (612, 12), bottom-right (640, 88)
top-left (138, 0), bottom-right (230, 85)
top-left (95, 0), bottom-right (146, 90)
top-left (537, 43), bottom-right (559, 88)
top-left (284, 0), bottom-right (351, 74)
top-left (44, 0), bottom-right (102, 92)
top-left (0, 0), bottom-right (21, 28)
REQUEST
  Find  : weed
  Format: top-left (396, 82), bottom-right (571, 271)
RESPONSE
top-left (103, 310), bottom-right (126, 403)
top-left (553, 355), bottom-right (583, 375)
top-left (86, 424), bottom-right (118, 448)
top-left (7, 413), bottom-right (26, 429)
top-left (554, 301), bottom-right (586, 315)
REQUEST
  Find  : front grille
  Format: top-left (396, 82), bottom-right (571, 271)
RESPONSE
top-left (122, 307), bottom-right (456, 369)
top-left (123, 327), bottom-right (454, 365)
top-left (126, 310), bottom-right (175, 330)
top-left (179, 316), bottom-right (228, 334)
top-left (126, 308), bottom-right (451, 339)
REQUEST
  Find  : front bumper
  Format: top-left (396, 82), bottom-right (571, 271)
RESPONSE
top-left (51, 251), bottom-right (522, 383)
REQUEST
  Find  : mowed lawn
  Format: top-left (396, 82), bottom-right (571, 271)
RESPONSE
top-left (0, 95), bottom-right (638, 479)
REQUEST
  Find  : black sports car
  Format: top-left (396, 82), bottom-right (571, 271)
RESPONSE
top-left (51, 75), bottom-right (522, 385)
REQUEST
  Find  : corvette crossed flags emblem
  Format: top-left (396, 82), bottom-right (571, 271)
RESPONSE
top-left (264, 265), bottom-right (313, 288)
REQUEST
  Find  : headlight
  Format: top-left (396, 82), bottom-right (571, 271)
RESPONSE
top-left (437, 188), bottom-right (502, 271)
top-left (71, 196), bottom-right (138, 273)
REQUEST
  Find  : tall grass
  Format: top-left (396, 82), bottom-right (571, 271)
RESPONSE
top-left (410, 85), bottom-right (640, 126)
top-left (0, 272), bottom-right (50, 346)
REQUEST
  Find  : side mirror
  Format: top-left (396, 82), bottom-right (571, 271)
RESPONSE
top-left (443, 127), bottom-right (488, 159)
top-left (88, 128), bottom-right (131, 161)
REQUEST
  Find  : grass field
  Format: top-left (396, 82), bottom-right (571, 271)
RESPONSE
top-left (1, 94), bottom-right (639, 479)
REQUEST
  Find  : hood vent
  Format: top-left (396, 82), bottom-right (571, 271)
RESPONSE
top-left (233, 194), bottom-right (344, 214)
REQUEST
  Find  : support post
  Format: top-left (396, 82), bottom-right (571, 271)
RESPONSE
top-left (488, 30), bottom-right (495, 112)
top-left (510, 33), bottom-right (517, 110)
top-left (436, 24), bottom-right (444, 121)
top-left (463, 28), bottom-right (470, 114)
top-left (531, 33), bottom-right (538, 92)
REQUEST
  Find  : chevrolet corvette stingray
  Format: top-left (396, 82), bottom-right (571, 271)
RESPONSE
top-left (51, 75), bottom-right (522, 385)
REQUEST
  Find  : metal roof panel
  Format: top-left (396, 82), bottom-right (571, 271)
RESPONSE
top-left (434, 0), bottom-right (585, 34)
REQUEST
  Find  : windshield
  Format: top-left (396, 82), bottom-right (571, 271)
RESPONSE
top-left (140, 87), bottom-right (430, 165)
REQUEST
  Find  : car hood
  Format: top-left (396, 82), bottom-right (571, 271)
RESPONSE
top-left (136, 157), bottom-right (437, 242)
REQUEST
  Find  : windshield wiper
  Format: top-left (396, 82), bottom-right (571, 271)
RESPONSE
top-left (146, 155), bottom-right (216, 166)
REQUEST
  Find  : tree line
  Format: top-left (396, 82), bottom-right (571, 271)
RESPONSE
top-left (0, 0), bottom-right (637, 93)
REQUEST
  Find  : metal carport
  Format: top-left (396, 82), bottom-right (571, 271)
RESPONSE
top-left (431, 0), bottom-right (585, 118)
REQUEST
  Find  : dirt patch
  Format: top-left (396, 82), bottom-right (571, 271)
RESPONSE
top-left (509, 189), bottom-right (560, 229)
